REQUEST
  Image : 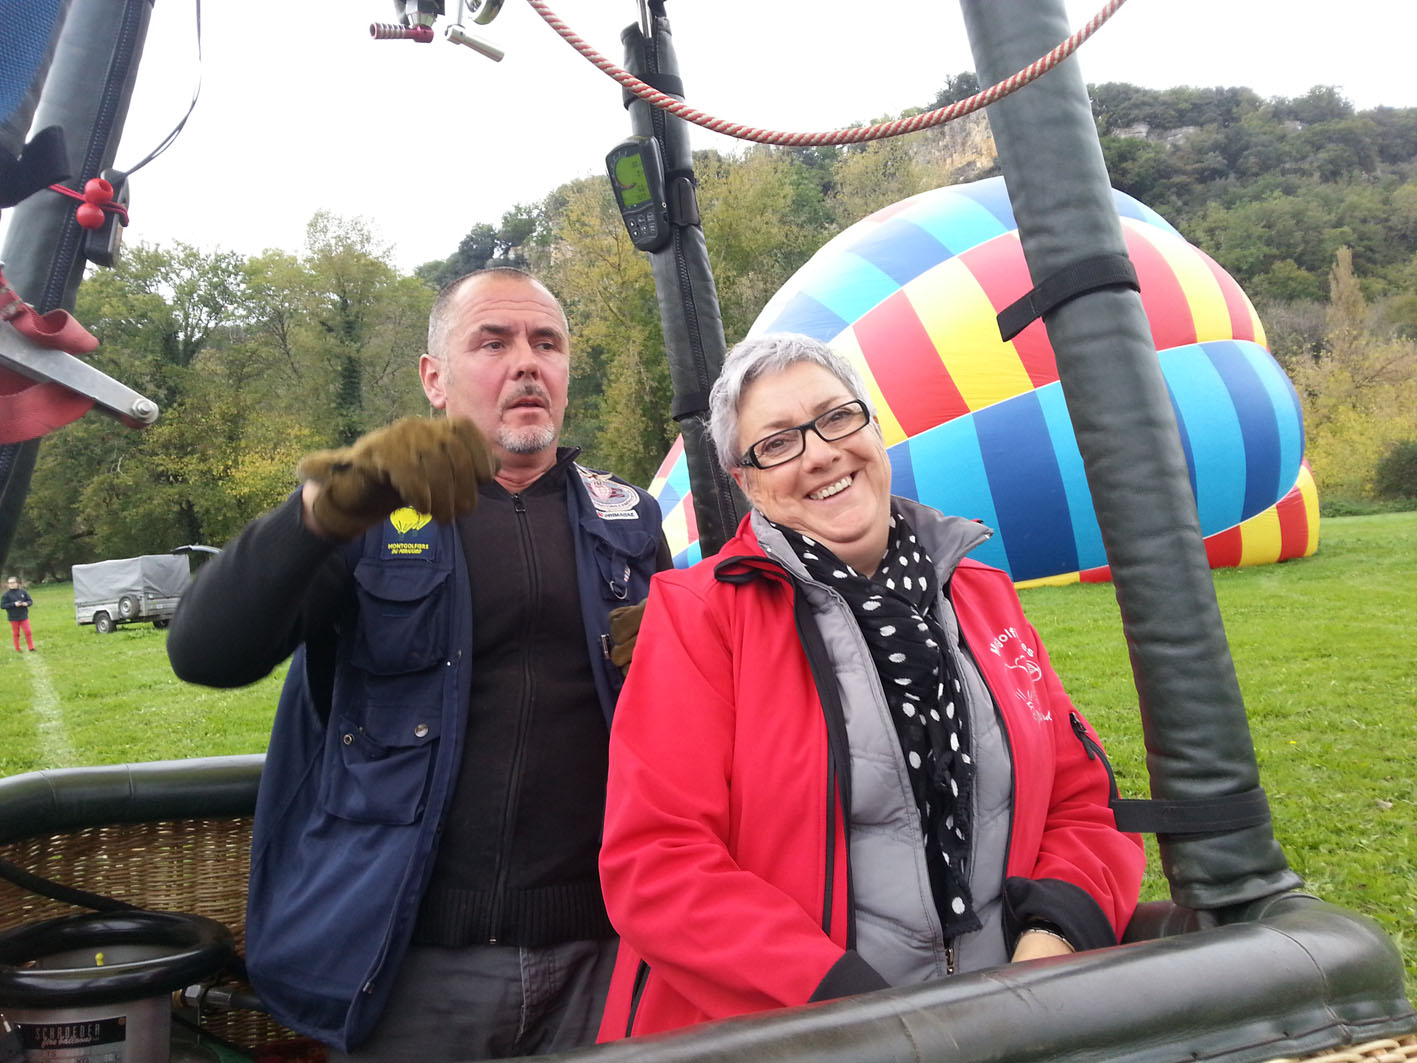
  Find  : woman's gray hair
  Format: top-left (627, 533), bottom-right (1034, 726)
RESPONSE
top-left (708, 333), bottom-right (876, 471)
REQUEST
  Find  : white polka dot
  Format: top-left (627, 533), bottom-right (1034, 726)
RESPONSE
top-left (953, 679), bottom-right (961, 692)
top-left (937, 682), bottom-right (945, 699)
top-left (885, 578), bottom-right (895, 589)
top-left (942, 852), bottom-right (951, 865)
top-left (925, 638), bottom-right (937, 649)
top-left (832, 569), bottom-right (847, 579)
top-left (802, 536), bottom-right (817, 546)
top-left (803, 551), bottom-right (817, 560)
top-left (909, 535), bottom-right (917, 543)
top-left (894, 677), bottom-right (912, 686)
top-left (902, 703), bottom-right (916, 717)
top-left (929, 709), bottom-right (940, 721)
top-left (908, 751), bottom-right (922, 769)
top-left (945, 701), bottom-right (955, 718)
top-left (955, 827), bottom-right (965, 841)
top-left (946, 814), bottom-right (954, 829)
top-left (951, 897), bottom-right (966, 915)
top-left (862, 600), bottom-right (881, 611)
top-left (913, 551), bottom-right (920, 562)
top-left (879, 625), bottom-right (896, 636)
top-left (890, 517), bottom-right (897, 528)
top-left (889, 652), bottom-right (906, 663)
top-left (918, 622), bottom-right (929, 631)
top-left (950, 778), bottom-right (959, 796)
top-left (904, 691), bottom-right (920, 701)
top-left (903, 576), bottom-right (913, 590)
top-left (950, 733), bottom-right (959, 751)
top-left (962, 753), bottom-right (971, 764)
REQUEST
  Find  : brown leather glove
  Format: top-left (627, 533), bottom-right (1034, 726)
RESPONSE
top-left (297, 417), bottom-right (497, 540)
top-left (608, 597), bottom-right (649, 677)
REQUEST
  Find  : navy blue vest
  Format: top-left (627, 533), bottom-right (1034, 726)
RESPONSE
top-left (245, 466), bottom-right (663, 1049)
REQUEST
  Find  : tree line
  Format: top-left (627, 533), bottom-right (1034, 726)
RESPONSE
top-left (11, 81), bottom-right (1417, 578)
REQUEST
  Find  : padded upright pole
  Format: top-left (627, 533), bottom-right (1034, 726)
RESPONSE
top-left (957, 0), bottom-right (1300, 910)
top-left (621, 12), bottom-right (744, 556)
top-left (0, 0), bottom-right (153, 570)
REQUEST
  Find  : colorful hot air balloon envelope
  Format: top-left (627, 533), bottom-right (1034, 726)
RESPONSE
top-left (650, 176), bottom-right (1318, 583)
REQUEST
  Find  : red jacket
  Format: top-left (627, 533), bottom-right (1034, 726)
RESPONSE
top-left (598, 517), bottom-right (1143, 1040)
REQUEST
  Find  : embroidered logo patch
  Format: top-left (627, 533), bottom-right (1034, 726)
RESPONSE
top-left (383, 507), bottom-right (436, 558)
top-left (577, 467), bottom-right (641, 521)
top-left (989, 626), bottom-right (1050, 723)
top-left (390, 507), bottom-right (432, 534)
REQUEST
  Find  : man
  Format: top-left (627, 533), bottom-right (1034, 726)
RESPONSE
top-left (2, 577), bottom-right (34, 651)
top-left (168, 268), bottom-right (669, 1059)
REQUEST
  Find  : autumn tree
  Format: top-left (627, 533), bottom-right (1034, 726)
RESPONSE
top-left (1290, 247), bottom-right (1417, 500)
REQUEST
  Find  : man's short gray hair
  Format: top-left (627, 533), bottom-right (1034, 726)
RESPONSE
top-left (708, 333), bottom-right (876, 471)
top-left (426, 267), bottom-right (564, 362)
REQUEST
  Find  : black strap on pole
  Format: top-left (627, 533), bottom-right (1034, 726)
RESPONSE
top-left (997, 253), bottom-right (1139, 341)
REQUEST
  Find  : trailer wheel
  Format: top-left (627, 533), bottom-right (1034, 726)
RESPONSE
top-left (118, 594), bottom-right (139, 619)
top-left (94, 612), bottom-right (114, 634)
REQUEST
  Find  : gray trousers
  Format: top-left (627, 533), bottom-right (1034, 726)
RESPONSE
top-left (328, 937), bottom-right (618, 1062)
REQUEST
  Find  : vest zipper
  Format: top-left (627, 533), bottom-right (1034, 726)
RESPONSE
top-left (486, 491), bottom-right (536, 942)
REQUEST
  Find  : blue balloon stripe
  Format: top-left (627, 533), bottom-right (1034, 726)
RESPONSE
top-left (902, 421), bottom-right (1011, 573)
top-left (791, 252), bottom-right (901, 329)
top-left (1205, 341), bottom-right (1282, 520)
top-left (847, 218), bottom-right (952, 287)
top-left (756, 290), bottom-right (850, 341)
top-left (899, 194), bottom-right (1012, 257)
top-left (1158, 344), bottom-right (1244, 532)
top-left (1112, 192), bottom-right (1182, 237)
top-left (1163, 376), bottom-right (1201, 502)
top-left (1033, 382), bottom-right (1107, 572)
top-left (947, 178), bottom-right (1018, 231)
top-left (887, 441), bottom-right (919, 503)
top-left (973, 392), bottom-right (1079, 582)
top-left (1243, 342), bottom-right (1306, 490)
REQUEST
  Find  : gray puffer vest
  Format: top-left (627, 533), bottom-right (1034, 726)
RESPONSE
top-left (749, 497), bottom-right (1014, 984)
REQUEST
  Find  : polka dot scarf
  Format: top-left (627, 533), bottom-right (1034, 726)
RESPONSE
top-left (769, 510), bottom-right (981, 939)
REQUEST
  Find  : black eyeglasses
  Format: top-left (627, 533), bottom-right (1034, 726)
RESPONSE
top-left (736, 400), bottom-right (872, 469)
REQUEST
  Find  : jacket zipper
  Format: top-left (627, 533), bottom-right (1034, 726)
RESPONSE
top-left (956, 623), bottom-right (1016, 967)
top-left (625, 960), bottom-right (651, 1038)
top-left (1070, 711), bottom-right (1120, 802)
top-left (485, 492), bottom-right (537, 943)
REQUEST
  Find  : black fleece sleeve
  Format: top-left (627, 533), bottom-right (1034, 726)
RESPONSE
top-left (167, 492), bottom-right (350, 688)
top-left (808, 950), bottom-right (890, 1002)
top-left (1004, 876), bottom-right (1120, 953)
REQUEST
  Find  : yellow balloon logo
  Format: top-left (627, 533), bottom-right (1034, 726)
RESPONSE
top-left (389, 508), bottom-right (432, 534)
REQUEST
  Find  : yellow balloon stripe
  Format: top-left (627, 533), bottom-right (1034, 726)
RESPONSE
top-left (834, 327), bottom-right (908, 446)
top-left (905, 259), bottom-right (1033, 413)
top-left (1131, 223), bottom-right (1233, 344)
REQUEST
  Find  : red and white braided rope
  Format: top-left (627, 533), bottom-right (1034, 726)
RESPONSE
top-left (524, 0), bottom-right (1129, 147)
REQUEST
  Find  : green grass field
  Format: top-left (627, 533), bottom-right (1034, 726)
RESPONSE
top-left (3, 513), bottom-right (1414, 988)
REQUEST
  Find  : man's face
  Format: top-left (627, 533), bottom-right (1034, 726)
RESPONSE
top-left (419, 275), bottom-right (570, 462)
top-left (6, 579), bottom-right (15, 589)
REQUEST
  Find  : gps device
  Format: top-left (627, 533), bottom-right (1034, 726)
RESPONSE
top-left (605, 136), bottom-right (672, 252)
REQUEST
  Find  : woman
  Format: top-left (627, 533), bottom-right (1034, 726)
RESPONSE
top-left (597, 334), bottom-right (1144, 1041)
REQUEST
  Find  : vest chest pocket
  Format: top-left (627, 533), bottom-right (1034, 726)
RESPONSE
top-left (321, 708), bottom-right (442, 824)
top-left (349, 561), bottom-right (451, 674)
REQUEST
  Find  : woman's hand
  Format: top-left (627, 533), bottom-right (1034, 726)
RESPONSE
top-left (1010, 928), bottom-right (1075, 963)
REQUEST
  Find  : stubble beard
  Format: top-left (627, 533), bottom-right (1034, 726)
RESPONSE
top-left (497, 423), bottom-right (557, 454)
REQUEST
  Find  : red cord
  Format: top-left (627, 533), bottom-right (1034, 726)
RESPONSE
top-left (524, 0), bottom-right (1129, 147)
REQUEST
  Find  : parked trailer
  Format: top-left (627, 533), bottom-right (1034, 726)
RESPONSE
top-left (72, 554), bottom-right (192, 633)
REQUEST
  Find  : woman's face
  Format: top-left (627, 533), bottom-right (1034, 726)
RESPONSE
top-left (731, 361), bottom-right (893, 576)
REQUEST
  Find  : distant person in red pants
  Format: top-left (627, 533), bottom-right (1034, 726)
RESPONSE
top-left (2, 577), bottom-right (35, 651)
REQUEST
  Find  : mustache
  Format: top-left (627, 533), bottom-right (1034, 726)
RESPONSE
top-left (504, 383), bottom-right (551, 409)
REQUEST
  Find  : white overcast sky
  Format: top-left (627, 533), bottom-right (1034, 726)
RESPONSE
top-left (10, 0), bottom-right (1416, 273)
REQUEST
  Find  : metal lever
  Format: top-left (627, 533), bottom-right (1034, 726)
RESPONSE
top-left (0, 320), bottom-right (159, 427)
